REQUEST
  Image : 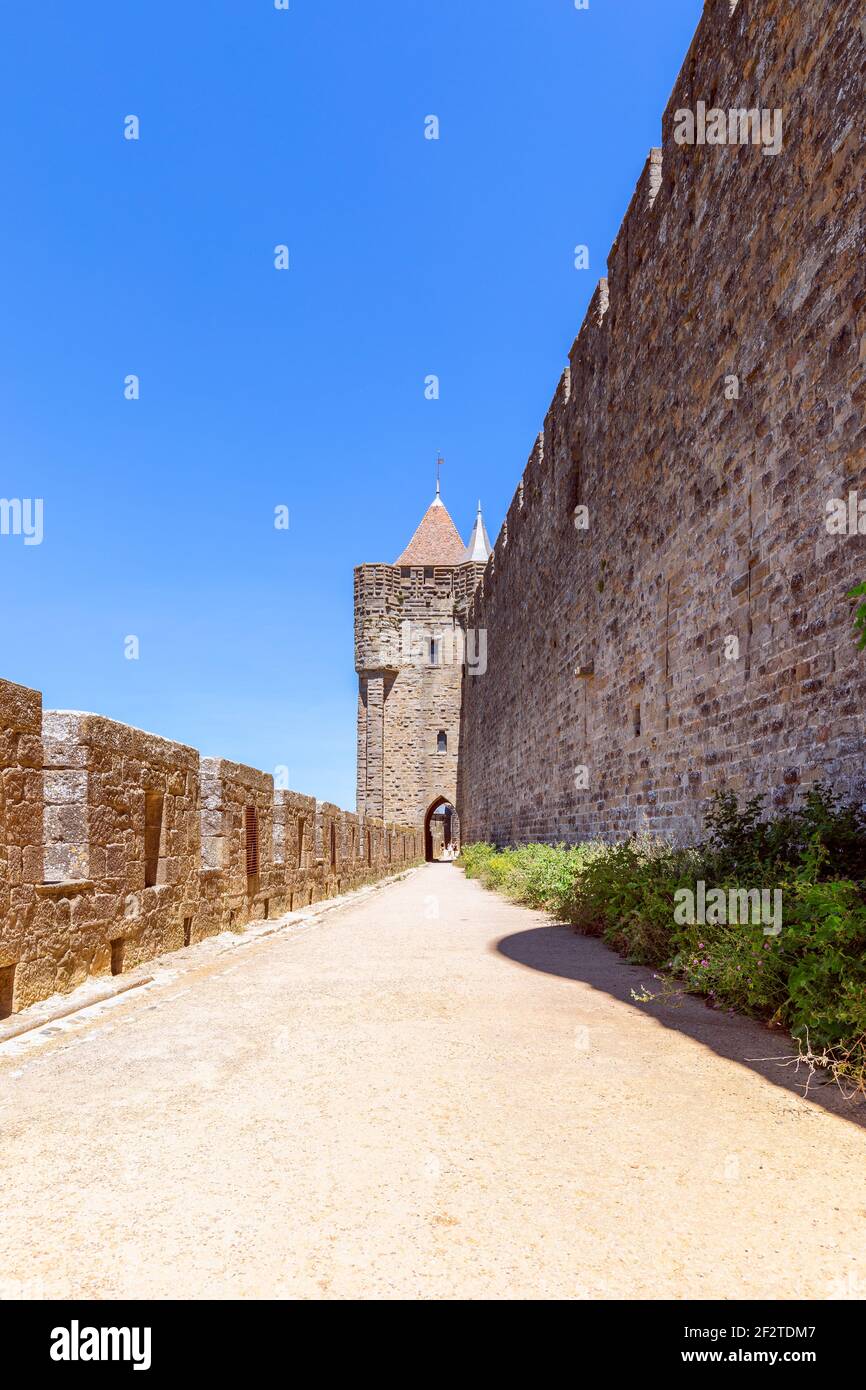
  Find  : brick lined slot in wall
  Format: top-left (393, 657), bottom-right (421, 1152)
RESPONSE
top-left (245, 804), bottom-right (259, 895)
top-left (110, 939), bottom-right (124, 977)
top-left (144, 791), bottom-right (164, 888)
top-left (244, 805), bottom-right (258, 874)
top-left (0, 964), bottom-right (16, 1019)
top-left (183, 916), bottom-right (192, 948)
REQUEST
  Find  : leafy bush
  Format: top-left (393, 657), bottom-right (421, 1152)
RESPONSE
top-left (704, 784), bottom-right (866, 880)
top-left (460, 840), bottom-right (600, 917)
top-left (459, 786), bottom-right (866, 1089)
top-left (564, 838), bottom-right (704, 964)
top-left (459, 842), bottom-right (499, 882)
top-left (850, 580), bottom-right (866, 650)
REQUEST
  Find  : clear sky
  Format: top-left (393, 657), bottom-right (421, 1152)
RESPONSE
top-left (0, 0), bottom-right (702, 809)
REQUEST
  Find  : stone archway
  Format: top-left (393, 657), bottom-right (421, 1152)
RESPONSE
top-left (423, 796), bottom-right (460, 862)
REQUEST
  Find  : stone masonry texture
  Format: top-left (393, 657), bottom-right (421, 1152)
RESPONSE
top-left (354, 556), bottom-right (485, 830)
top-left (0, 680), bottom-right (43, 1014)
top-left (458, 0), bottom-right (866, 846)
top-left (0, 676), bottom-right (421, 1015)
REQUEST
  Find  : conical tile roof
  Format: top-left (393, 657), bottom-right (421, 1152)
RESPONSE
top-left (395, 487), bottom-right (467, 565)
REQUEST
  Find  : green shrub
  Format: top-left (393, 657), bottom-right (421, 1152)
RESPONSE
top-left (705, 784), bottom-right (866, 880)
top-left (850, 579), bottom-right (866, 650)
top-left (459, 842), bottom-right (499, 882)
top-left (459, 786), bottom-right (866, 1089)
top-left (459, 841), bottom-right (599, 915)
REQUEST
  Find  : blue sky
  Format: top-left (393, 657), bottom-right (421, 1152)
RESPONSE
top-left (0, 0), bottom-right (702, 808)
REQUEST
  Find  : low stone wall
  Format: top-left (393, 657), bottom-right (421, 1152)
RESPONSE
top-left (274, 789), bottom-right (319, 910)
top-left (37, 710), bottom-right (201, 996)
top-left (0, 676), bottom-right (422, 1016)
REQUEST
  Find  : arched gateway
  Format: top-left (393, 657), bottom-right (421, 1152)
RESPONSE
top-left (424, 796), bottom-right (460, 862)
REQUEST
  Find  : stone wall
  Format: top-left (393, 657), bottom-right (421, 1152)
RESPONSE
top-left (38, 711), bottom-right (201, 993)
top-left (459, 0), bottom-right (866, 845)
top-left (0, 680), bottom-right (43, 1015)
top-left (274, 788), bottom-right (318, 909)
top-left (199, 756), bottom-right (277, 935)
top-left (0, 677), bottom-right (421, 1016)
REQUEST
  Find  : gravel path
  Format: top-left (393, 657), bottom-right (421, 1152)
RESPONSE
top-left (1, 863), bottom-right (864, 1300)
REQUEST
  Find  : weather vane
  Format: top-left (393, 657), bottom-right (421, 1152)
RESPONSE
top-left (436, 453), bottom-right (443, 496)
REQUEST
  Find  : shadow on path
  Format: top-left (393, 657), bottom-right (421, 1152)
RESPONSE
top-left (495, 923), bottom-right (866, 1131)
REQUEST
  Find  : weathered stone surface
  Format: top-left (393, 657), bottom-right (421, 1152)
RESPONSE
top-left (0, 679), bottom-right (421, 1014)
top-left (355, 551), bottom-right (485, 833)
top-left (0, 680), bottom-right (43, 1011)
top-left (458, 0), bottom-right (866, 845)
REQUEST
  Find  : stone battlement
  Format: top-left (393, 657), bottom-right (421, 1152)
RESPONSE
top-left (0, 677), bottom-right (421, 1015)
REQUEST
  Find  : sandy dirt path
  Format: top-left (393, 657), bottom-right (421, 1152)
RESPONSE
top-left (1, 863), bottom-right (864, 1300)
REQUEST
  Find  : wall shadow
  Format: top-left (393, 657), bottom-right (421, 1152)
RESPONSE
top-left (495, 923), bottom-right (866, 1131)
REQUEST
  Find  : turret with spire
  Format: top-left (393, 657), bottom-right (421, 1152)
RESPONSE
top-left (394, 456), bottom-right (492, 567)
top-left (464, 500), bottom-right (492, 564)
top-left (354, 467), bottom-right (494, 841)
top-left (394, 478), bottom-right (468, 566)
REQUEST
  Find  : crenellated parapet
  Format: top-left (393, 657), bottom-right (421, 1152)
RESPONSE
top-left (0, 676), bottom-right (422, 1016)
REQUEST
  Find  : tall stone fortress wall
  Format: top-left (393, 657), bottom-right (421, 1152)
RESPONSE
top-left (0, 676), bottom-right (421, 1016)
top-left (458, 0), bottom-right (866, 845)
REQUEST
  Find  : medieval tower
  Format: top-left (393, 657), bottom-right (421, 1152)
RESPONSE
top-left (354, 484), bottom-right (491, 856)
